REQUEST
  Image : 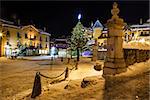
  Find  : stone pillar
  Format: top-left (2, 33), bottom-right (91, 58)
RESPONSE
top-left (103, 2), bottom-right (127, 75)
top-left (92, 39), bottom-right (98, 61)
top-left (0, 37), bottom-right (1, 57)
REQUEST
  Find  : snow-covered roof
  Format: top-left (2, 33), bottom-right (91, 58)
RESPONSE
top-left (21, 25), bottom-right (39, 32)
top-left (2, 24), bottom-right (20, 29)
top-left (146, 18), bottom-right (150, 23)
top-left (130, 19), bottom-right (150, 28)
top-left (38, 29), bottom-right (51, 36)
top-left (55, 39), bottom-right (67, 42)
top-left (130, 24), bottom-right (150, 28)
top-left (0, 18), bottom-right (14, 25)
top-left (40, 31), bottom-right (51, 36)
top-left (93, 20), bottom-right (103, 29)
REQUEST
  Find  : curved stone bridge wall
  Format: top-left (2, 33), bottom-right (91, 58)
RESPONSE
top-left (124, 49), bottom-right (150, 67)
top-left (98, 49), bottom-right (150, 67)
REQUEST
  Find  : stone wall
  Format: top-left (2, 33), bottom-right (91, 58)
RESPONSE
top-left (98, 49), bottom-right (150, 67)
top-left (97, 51), bottom-right (106, 60)
top-left (124, 49), bottom-right (150, 67)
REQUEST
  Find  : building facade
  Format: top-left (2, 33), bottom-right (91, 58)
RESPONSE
top-left (0, 19), bottom-right (51, 57)
top-left (85, 18), bottom-right (150, 50)
top-left (123, 19), bottom-right (150, 43)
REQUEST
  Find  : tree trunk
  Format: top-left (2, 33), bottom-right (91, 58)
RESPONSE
top-left (71, 50), bottom-right (72, 59)
top-left (77, 47), bottom-right (80, 61)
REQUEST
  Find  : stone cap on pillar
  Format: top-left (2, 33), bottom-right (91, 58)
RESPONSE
top-left (106, 2), bottom-right (126, 30)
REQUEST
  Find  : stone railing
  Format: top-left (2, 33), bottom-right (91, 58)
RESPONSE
top-left (97, 51), bottom-right (107, 60)
top-left (98, 49), bottom-right (150, 67)
top-left (124, 49), bottom-right (150, 67)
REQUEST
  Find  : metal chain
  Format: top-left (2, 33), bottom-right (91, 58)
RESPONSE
top-left (39, 63), bottom-right (77, 80)
top-left (39, 68), bottom-right (66, 79)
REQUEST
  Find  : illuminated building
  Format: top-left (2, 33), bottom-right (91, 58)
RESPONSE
top-left (84, 18), bottom-right (150, 50)
top-left (54, 38), bottom-right (68, 57)
top-left (124, 19), bottom-right (150, 42)
top-left (0, 19), bottom-right (51, 57)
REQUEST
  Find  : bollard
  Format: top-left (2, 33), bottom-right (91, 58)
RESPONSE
top-left (75, 62), bottom-right (78, 70)
top-left (65, 67), bottom-right (69, 80)
top-left (67, 58), bottom-right (70, 64)
top-left (31, 72), bottom-right (41, 98)
top-left (61, 57), bottom-right (63, 62)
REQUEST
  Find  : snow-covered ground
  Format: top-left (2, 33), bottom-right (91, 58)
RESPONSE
top-left (26, 59), bottom-right (150, 100)
top-left (0, 57), bottom-right (102, 100)
top-left (0, 57), bottom-right (149, 100)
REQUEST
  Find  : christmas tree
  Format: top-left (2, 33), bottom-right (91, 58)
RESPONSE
top-left (70, 21), bottom-right (88, 61)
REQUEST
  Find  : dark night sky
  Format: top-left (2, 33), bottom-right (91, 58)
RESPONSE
top-left (1, 1), bottom-right (149, 38)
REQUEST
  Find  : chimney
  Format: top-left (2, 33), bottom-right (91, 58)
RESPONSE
top-left (140, 18), bottom-right (143, 25)
top-left (43, 27), bottom-right (46, 31)
top-left (17, 19), bottom-right (21, 25)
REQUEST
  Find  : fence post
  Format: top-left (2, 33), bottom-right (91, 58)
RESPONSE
top-left (31, 72), bottom-right (41, 98)
top-left (136, 49), bottom-right (140, 63)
